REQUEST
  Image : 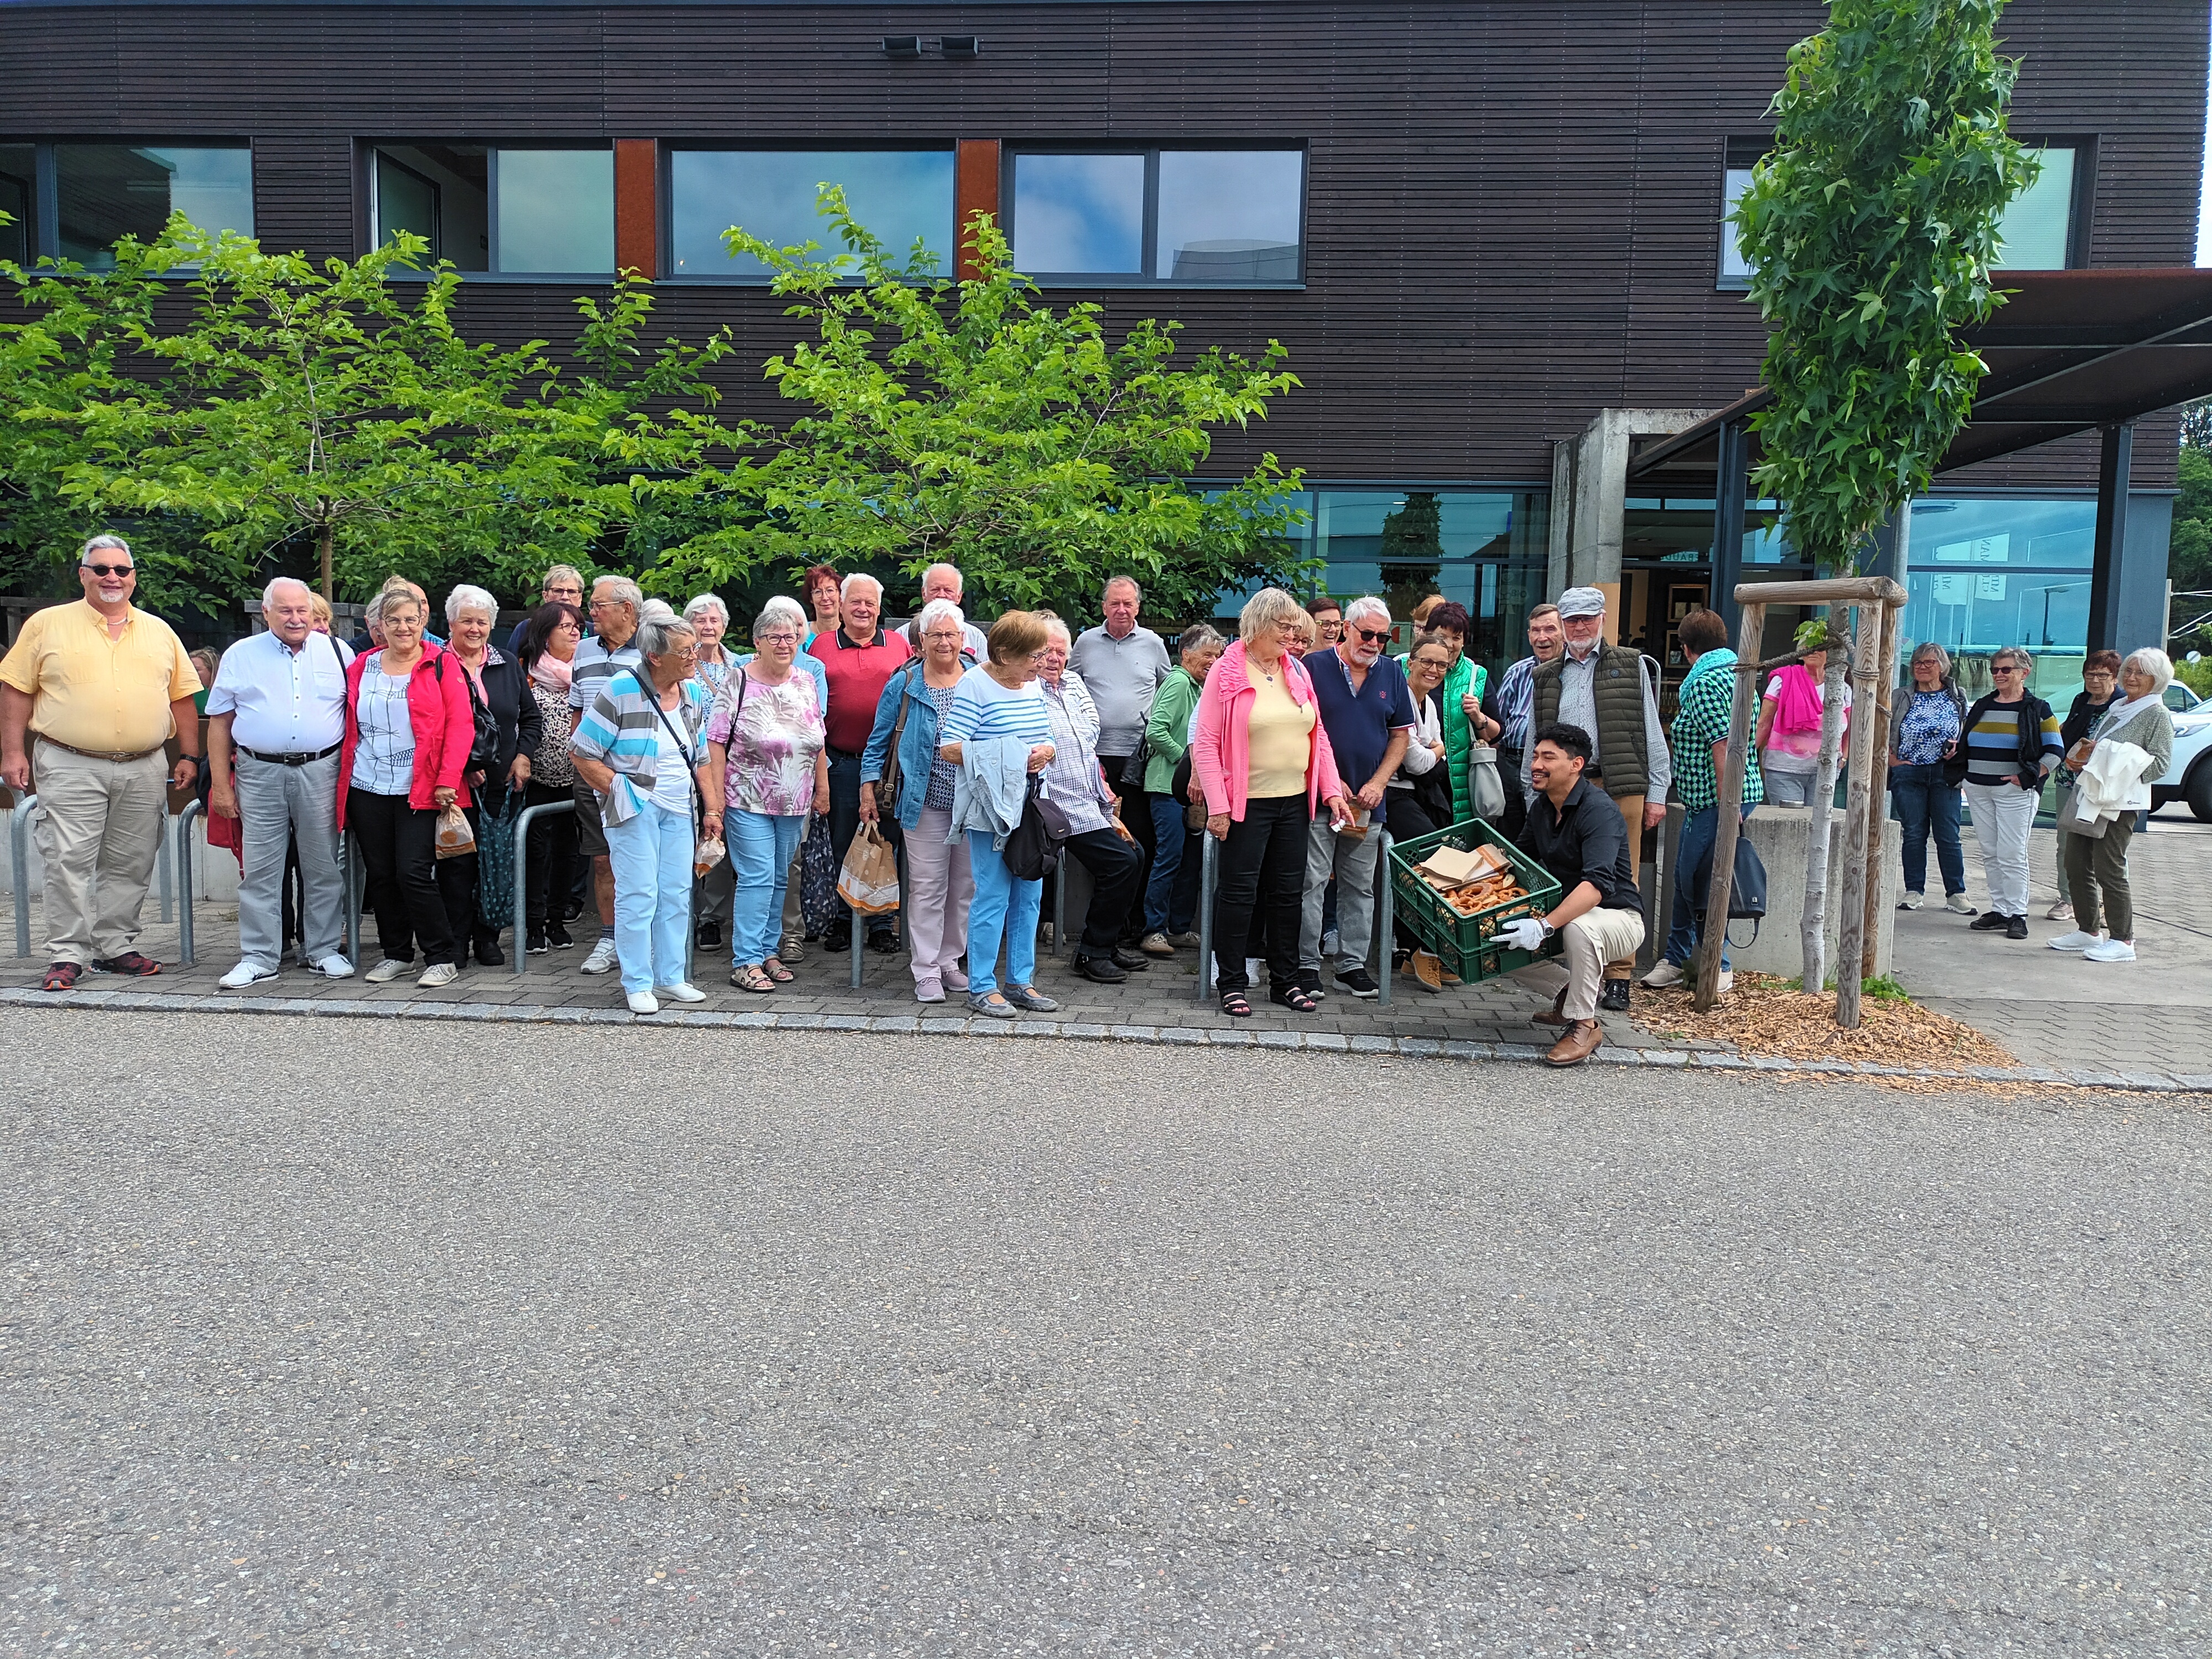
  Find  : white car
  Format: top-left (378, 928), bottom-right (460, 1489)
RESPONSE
top-left (2151, 681), bottom-right (2212, 821)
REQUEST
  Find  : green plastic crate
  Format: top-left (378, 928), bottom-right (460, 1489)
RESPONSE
top-left (1387, 817), bottom-right (1563, 984)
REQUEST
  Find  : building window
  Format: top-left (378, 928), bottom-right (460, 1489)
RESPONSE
top-left (665, 149), bottom-right (954, 279)
top-left (1009, 148), bottom-right (1304, 284)
top-left (0, 145), bottom-right (32, 265)
top-left (1717, 138), bottom-right (1765, 289)
top-left (1905, 495), bottom-right (2097, 698)
top-left (0, 143), bottom-right (256, 270)
top-left (1992, 145), bottom-right (2080, 270)
top-left (369, 144), bottom-right (612, 275)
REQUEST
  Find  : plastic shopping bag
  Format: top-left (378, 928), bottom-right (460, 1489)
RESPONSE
top-left (433, 801), bottom-right (477, 861)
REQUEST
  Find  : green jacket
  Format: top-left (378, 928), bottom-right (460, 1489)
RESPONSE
top-left (1442, 656), bottom-right (1491, 823)
top-left (1142, 666), bottom-right (1204, 795)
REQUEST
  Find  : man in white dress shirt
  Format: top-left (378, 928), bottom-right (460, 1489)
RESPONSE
top-left (206, 577), bottom-right (357, 986)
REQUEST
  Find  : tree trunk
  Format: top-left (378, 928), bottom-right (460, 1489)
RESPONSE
top-left (1797, 615), bottom-right (1853, 991)
top-left (317, 522), bottom-right (335, 603)
top-left (1833, 606), bottom-right (1884, 1029)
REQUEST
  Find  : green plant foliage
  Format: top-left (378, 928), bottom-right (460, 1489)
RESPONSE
top-left (2167, 445), bottom-right (2212, 655)
top-left (1733, 0), bottom-right (2039, 573)
top-left (652, 189), bottom-right (1313, 622)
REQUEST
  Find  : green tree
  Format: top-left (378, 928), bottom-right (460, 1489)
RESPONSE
top-left (1731, 0), bottom-right (2037, 1006)
top-left (654, 190), bottom-right (1312, 623)
top-left (0, 217), bottom-right (740, 614)
top-left (2168, 445), bottom-right (2212, 656)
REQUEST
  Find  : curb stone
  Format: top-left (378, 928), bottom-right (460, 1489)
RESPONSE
top-left (0, 985), bottom-right (2203, 1093)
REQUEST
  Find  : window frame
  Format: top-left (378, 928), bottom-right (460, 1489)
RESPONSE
top-left (1, 137), bottom-right (257, 269)
top-left (1002, 142), bottom-right (1307, 289)
top-left (1715, 135), bottom-right (1767, 293)
top-left (365, 140), bottom-right (617, 281)
top-left (655, 142), bottom-right (959, 285)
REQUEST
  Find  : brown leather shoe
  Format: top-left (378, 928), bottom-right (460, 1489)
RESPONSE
top-left (1545, 1019), bottom-right (1604, 1066)
top-left (1530, 987), bottom-right (1571, 1026)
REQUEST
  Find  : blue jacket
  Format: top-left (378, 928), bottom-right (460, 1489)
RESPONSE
top-left (859, 661), bottom-right (952, 832)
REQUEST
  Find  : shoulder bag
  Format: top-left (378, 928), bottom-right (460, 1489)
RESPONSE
top-left (877, 666), bottom-right (914, 819)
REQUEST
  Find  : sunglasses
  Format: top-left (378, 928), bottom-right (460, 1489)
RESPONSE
top-left (1992, 664), bottom-right (2025, 673)
top-left (1352, 626), bottom-right (1391, 645)
top-left (85, 563), bottom-right (135, 578)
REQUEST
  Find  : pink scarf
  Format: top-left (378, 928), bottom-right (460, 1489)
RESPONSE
top-left (1770, 662), bottom-right (1827, 738)
top-left (530, 651), bottom-right (573, 696)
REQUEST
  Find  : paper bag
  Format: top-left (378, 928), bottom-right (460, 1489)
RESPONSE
top-left (837, 822), bottom-right (901, 915)
top-left (433, 802), bottom-right (477, 860)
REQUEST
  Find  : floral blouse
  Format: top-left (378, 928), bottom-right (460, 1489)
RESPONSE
top-left (1893, 688), bottom-right (1963, 768)
top-left (706, 667), bottom-right (825, 817)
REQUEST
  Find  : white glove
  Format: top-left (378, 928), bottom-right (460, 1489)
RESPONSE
top-left (1501, 916), bottom-right (1549, 953)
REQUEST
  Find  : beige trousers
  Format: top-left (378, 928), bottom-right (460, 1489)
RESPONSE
top-left (1562, 905), bottom-right (1647, 1021)
top-left (1606, 792), bottom-right (1645, 981)
top-left (32, 738), bottom-right (169, 965)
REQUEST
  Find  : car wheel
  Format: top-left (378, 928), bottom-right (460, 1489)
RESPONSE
top-left (2189, 760), bottom-right (2212, 824)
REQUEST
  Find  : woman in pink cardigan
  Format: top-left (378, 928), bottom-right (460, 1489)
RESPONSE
top-left (1191, 588), bottom-right (1353, 1017)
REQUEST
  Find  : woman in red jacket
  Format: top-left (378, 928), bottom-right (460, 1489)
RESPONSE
top-left (336, 588), bottom-right (475, 987)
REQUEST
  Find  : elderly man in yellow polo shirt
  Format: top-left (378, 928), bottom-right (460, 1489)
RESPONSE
top-left (0, 534), bottom-right (203, 990)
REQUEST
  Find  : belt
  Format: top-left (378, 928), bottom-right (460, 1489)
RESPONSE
top-left (38, 737), bottom-right (164, 763)
top-left (239, 742), bottom-right (342, 767)
top-left (827, 746), bottom-right (863, 760)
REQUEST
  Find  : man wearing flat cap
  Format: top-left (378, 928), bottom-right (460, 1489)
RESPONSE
top-left (1520, 586), bottom-right (1668, 1013)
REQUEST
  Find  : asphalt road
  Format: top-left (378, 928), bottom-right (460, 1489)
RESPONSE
top-left (4, 1013), bottom-right (2208, 1656)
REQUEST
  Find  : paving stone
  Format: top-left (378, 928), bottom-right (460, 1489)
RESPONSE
top-left (1156, 1027), bottom-right (1207, 1046)
top-left (1306, 1032), bottom-right (1349, 1051)
top-left (1491, 1044), bottom-right (1543, 1062)
top-left (1110, 1025), bottom-right (1160, 1042)
top-left (1206, 1029), bottom-right (1256, 1046)
top-left (2065, 1068), bottom-right (2130, 1087)
top-left (1010, 1022), bottom-right (1065, 1039)
top-left (2169, 1073), bottom-right (2212, 1092)
top-left (1254, 1030), bottom-right (1302, 1050)
top-left (1349, 1035), bottom-right (1395, 1054)
top-left (1747, 1056), bottom-right (1797, 1072)
top-left (1591, 1047), bottom-right (1646, 1065)
top-left (1060, 1022), bottom-right (1108, 1039)
top-left (1693, 1052), bottom-right (1752, 1069)
top-left (1396, 1037), bottom-right (1444, 1058)
top-left (1640, 1049), bottom-right (1692, 1067)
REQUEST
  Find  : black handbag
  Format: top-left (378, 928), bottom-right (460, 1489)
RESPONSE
top-left (1004, 776), bottom-right (1067, 882)
top-left (1118, 735), bottom-right (1151, 790)
top-left (1691, 825), bottom-right (1768, 945)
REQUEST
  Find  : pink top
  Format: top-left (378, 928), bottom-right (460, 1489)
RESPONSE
top-left (1191, 638), bottom-right (1347, 822)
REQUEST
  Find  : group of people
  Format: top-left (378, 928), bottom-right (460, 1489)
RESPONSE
top-left (2, 533), bottom-right (2178, 1057)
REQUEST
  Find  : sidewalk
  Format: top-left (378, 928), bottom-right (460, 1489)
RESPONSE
top-left (1892, 816), bottom-right (2212, 1076)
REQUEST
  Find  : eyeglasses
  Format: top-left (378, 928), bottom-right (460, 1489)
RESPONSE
top-left (1352, 626), bottom-right (1390, 644)
top-left (1991, 664), bottom-right (2025, 674)
top-left (85, 563), bottom-right (134, 578)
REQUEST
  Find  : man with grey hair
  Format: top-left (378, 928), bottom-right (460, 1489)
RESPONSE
top-left (1297, 595), bottom-right (1415, 998)
top-left (508, 563), bottom-right (588, 654)
top-left (0, 534), bottom-right (203, 990)
top-left (568, 575), bottom-right (644, 974)
top-left (807, 571), bottom-right (912, 951)
top-left (1070, 574), bottom-right (1171, 947)
top-left (898, 562), bottom-right (988, 659)
top-left (205, 576), bottom-right (357, 987)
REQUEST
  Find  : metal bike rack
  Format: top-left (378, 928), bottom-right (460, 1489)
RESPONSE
top-left (342, 828), bottom-right (364, 968)
top-left (156, 805), bottom-right (173, 925)
top-left (509, 799), bottom-right (575, 977)
top-left (1371, 826), bottom-right (1394, 1007)
top-left (10, 794), bottom-right (38, 958)
top-left (1052, 858), bottom-right (1068, 959)
top-left (174, 800), bottom-right (205, 965)
top-left (1193, 831), bottom-right (1218, 1005)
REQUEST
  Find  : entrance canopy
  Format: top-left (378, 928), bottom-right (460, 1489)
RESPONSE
top-left (1621, 267), bottom-right (2212, 648)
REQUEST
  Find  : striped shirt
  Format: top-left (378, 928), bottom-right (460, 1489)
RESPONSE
top-left (567, 633), bottom-right (641, 712)
top-left (941, 667), bottom-right (1052, 749)
top-left (1493, 654), bottom-right (1539, 749)
top-left (569, 668), bottom-right (709, 826)
top-left (1963, 700), bottom-right (2061, 788)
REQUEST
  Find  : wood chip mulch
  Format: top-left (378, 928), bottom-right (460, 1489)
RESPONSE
top-left (1634, 973), bottom-right (2018, 1072)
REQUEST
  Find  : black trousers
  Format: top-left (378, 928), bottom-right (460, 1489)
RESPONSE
top-left (436, 803), bottom-right (494, 950)
top-left (826, 750), bottom-right (894, 940)
top-left (1211, 793), bottom-right (1310, 995)
top-left (1062, 825), bottom-right (1144, 957)
top-left (348, 789), bottom-right (458, 966)
top-left (1096, 755), bottom-right (1154, 943)
top-left (524, 779), bottom-right (580, 936)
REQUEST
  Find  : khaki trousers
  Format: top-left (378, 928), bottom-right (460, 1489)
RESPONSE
top-left (1562, 905), bottom-right (1648, 1021)
top-left (1606, 792), bottom-right (1645, 982)
top-left (31, 737), bottom-right (168, 966)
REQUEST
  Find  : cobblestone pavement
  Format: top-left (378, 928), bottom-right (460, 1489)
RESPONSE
top-left (1895, 816), bottom-right (2212, 1077)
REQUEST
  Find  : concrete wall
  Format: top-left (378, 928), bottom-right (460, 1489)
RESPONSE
top-left (1547, 408), bottom-right (1715, 596)
top-left (1654, 802), bottom-right (1896, 981)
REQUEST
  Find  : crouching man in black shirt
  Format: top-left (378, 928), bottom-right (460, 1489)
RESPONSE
top-left (1504, 722), bottom-right (1648, 1065)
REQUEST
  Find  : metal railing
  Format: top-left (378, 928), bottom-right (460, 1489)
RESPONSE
top-left (10, 794), bottom-right (37, 958)
top-left (1189, 819), bottom-right (1394, 1005)
top-left (174, 800), bottom-right (204, 965)
top-left (509, 799), bottom-right (575, 977)
top-left (156, 805), bottom-right (173, 925)
top-left (343, 828), bottom-right (364, 967)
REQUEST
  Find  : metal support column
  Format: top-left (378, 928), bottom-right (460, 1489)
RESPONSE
top-left (2086, 420), bottom-right (2135, 653)
top-left (11, 795), bottom-right (37, 958)
top-left (175, 801), bottom-right (203, 965)
top-left (343, 829), bottom-right (363, 968)
top-left (1193, 832), bottom-right (1218, 1006)
top-left (1709, 417), bottom-right (1750, 644)
top-left (1370, 827), bottom-right (1394, 1006)
top-left (156, 805), bottom-right (173, 925)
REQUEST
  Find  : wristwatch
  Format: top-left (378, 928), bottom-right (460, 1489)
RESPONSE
top-left (1537, 917), bottom-right (1557, 941)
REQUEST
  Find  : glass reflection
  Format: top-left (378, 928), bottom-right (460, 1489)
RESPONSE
top-left (1992, 148), bottom-right (2075, 270)
top-left (669, 150), bottom-right (953, 276)
top-left (0, 145), bottom-right (32, 265)
top-left (56, 144), bottom-right (253, 268)
top-left (1156, 150), bottom-right (1301, 280)
top-left (1012, 154), bottom-right (1144, 273)
top-left (494, 148), bottom-right (612, 274)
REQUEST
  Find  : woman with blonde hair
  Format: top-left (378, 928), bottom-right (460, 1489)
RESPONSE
top-left (1191, 588), bottom-right (1352, 1018)
top-left (2049, 647), bottom-right (2174, 964)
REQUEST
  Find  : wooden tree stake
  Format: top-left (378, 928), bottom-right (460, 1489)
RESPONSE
top-left (1833, 599), bottom-right (1887, 1029)
top-left (1859, 600), bottom-right (1904, 978)
top-left (1694, 601), bottom-right (1765, 1013)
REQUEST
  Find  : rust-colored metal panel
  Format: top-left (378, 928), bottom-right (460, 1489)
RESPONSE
top-left (614, 137), bottom-right (656, 279)
top-left (954, 139), bottom-right (1001, 283)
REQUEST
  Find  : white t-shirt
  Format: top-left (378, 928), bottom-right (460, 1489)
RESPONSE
top-left (650, 711), bottom-right (694, 815)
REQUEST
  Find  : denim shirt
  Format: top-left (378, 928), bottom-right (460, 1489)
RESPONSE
top-left (859, 661), bottom-right (956, 831)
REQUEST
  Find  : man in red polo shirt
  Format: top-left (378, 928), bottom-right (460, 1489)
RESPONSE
top-left (807, 572), bottom-right (911, 951)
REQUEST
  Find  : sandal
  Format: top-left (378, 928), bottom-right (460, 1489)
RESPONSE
top-left (761, 956), bottom-right (795, 984)
top-left (1269, 983), bottom-right (1319, 1013)
top-left (1219, 989), bottom-right (1253, 1018)
top-left (728, 963), bottom-right (776, 994)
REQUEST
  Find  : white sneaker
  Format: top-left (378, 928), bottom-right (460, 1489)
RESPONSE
top-left (2083, 938), bottom-right (2137, 963)
top-left (1717, 971), bottom-right (1734, 994)
top-left (417, 961), bottom-right (460, 988)
top-left (627, 989), bottom-right (660, 1015)
top-left (310, 954), bottom-right (354, 979)
top-left (364, 957), bottom-right (410, 984)
top-left (1943, 893), bottom-right (1978, 916)
top-left (2046, 900), bottom-right (2074, 922)
top-left (218, 961), bottom-right (279, 989)
top-left (656, 982), bottom-right (707, 1004)
top-left (2048, 930), bottom-right (2103, 952)
top-left (1638, 960), bottom-right (1686, 989)
top-left (1897, 890), bottom-right (1924, 911)
top-left (581, 937), bottom-right (620, 974)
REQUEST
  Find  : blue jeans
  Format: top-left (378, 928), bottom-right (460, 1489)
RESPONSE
top-left (605, 798), bottom-right (694, 994)
top-left (1666, 803), bottom-right (1754, 971)
top-left (965, 829), bottom-right (1041, 997)
top-left (1145, 794), bottom-right (1190, 933)
top-left (728, 808), bottom-right (804, 966)
top-left (1888, 762), bottom-right (1966, 896)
